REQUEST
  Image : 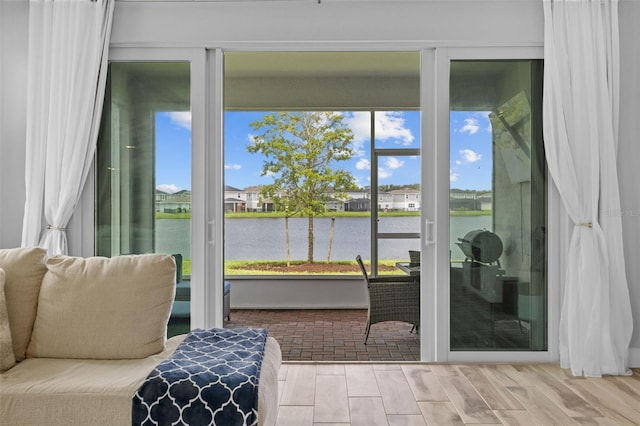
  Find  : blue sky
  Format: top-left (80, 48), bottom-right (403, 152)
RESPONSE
top-left (155, 112), bottom-right (192, 193)
top-left (449, 111), bottom-right (493, 191)
top-left (155, 110), bottom-right (493, 193)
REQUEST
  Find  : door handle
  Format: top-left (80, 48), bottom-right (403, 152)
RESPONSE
top-left (425, 219), bottom-right (435, 246)
top-left (208, 219), bottom-right (215, 245)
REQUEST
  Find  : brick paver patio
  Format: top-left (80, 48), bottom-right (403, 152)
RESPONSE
top-left (224, 309), bottom-right (420, 362)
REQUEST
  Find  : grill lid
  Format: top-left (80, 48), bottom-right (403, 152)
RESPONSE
top-left (456, 229), bottom-right (503, 263)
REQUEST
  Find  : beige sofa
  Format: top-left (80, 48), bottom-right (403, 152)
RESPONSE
top-left (0, 248), bottom-right (281, 426)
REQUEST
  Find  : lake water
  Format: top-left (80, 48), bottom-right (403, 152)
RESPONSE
top-left (156, 215), bottom-right (492, 261)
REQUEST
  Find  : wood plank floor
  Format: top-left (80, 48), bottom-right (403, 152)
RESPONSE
top-left (274, 363), bottom-right (640, 425)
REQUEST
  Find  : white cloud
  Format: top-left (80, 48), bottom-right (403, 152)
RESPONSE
top-left (167, 111), bottom-right (192, 130)
top-left (344, 112), bottom-right (372, 153)
top-left (344, 111), bottom-right (415, 152)
top-left (384, 157), bottom-right (404, 170)
top-left (378, 168), bottom-right (392, 179)
top-left (376, 112), bottom-right (414, 146)
top-left (460, 118), bottom-right (480, 135)
top-left (450, 170), bottom-right (459, 182)
top-left (376, 157), bottom-right (405, 180)
top-left (459, 149), bottom-right (482, 163)
top-left (225, 164), bottom-right (242, 170)
top-left (157, 184), bottom-right (182, 194)
top-left (354, 175), bottom-right (371, 187)
top-left (356, 158), bottom-right (371, 170)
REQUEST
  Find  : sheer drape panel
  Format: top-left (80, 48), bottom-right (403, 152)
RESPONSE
top-left (21, 0), bottom-right (114, 255)
top-left (543, 0), bottom-right (632, 377)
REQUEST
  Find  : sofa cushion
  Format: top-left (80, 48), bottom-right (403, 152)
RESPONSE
top-left (0, 335), bottom-right (186, 426)
top-left (0, 247), bottom-right (48, 362)
top-left (0, 268), bottom-right (16, 371)
top-left (0, 335), bottom-right (281, 426)
top-left (27, 254), bottom-right (176, 360)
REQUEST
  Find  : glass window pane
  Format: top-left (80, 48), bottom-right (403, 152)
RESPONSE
top-left (377, 200), bottom-right (421, 233)
top-left (223, 111), bottom-right (375, 275)
top-left (373, 109), bottom-right (421, 277)
top-left (223, 53), bottom-right (421, 282)
top-left (373, 111), bottom-right (420, 149)
top-left (377, 238), bottom-right (421, 274)
top-left (96, 62), bottom-right (191, 338)
top-left (449, 60), bottom-right (546, 351)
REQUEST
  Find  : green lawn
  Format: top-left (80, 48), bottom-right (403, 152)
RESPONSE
top-left (182, 258), bottom-right (191, 275)
top-left (156, 212), bottom-right (191, 219)
top-left (222, 211), bottom-right (420, 219)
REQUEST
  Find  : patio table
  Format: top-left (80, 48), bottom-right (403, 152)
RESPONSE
top-left (395, 262), bottom-right (420, 278)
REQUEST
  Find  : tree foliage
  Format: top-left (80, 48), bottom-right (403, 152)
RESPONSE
top-left (247, 112), bottom-right (357, 263)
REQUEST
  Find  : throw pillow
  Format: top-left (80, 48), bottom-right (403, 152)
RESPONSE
top-left (27, 254), bottom-right (176, 360)
top-left (0, 268), bottom-right (17, 371)
top-left (0, 247), bottom-right (48, 362)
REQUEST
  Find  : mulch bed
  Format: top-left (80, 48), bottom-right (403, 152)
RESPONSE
top-left (230, 262), bottom-right (398, 274)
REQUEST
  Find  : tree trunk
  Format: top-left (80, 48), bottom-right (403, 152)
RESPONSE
top-left (285, 215), bottom-right (291, 267)
top-left (327, 216), bottom-right (335, 263)
top-left (307, 213), bottom-right (314, 263)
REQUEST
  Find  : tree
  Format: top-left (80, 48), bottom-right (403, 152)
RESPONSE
top-left (247, 112), bottom-right (357, 263)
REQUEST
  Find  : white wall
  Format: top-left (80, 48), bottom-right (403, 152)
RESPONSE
top-left (110, 0), bottom-right (543, 46)
top-left (618, 0), bottom-right (640, 366)
top-left (1, 0), bottom-right (638, 361)
top-left (0, 0), bottom-right (29, 248)
top-left (229, 276), bottom-right (368, 310)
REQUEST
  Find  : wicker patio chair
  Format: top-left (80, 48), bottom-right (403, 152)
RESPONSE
top-left (356, 255), bottom-right (420, 344)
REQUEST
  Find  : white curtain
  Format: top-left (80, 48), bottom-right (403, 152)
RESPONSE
top-left (543, 0), bottom-right (633, 376)
top-left (21, 0), bottom-right (114, 255)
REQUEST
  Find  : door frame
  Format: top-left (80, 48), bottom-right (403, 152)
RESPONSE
top-left (83, 44), bottom-right (558, 363)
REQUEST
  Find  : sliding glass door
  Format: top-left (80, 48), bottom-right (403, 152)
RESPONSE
top-left (95, 48), bottom-right (208, 333)
top-left (96, 62), bottom-right (192, 337)
top-left (94, 47), bottom-right (550, 361)
top-left (443, 55), bottom-right (547, 357)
